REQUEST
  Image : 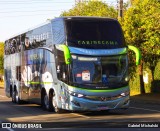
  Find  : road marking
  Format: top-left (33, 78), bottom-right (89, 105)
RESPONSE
top-left (130, 106), bottom-right (160, 113)
top-left (0, 95), bottom-right (5, 97)
top-left (71, 113), bottom-right (90, 119)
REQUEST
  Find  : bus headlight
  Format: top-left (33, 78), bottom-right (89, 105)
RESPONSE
top-left (121, 91), bottom-right (130, 97)
top-left (68, 91), bottom-right (84, 98)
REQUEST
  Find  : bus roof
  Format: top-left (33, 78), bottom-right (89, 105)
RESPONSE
top-left (54, 16), bottom-right (117, 21)
top-left (5, 16), bottom-right (117, 42)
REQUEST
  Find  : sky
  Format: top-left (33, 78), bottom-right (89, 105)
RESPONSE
top-left (0, 0), bottom-right (126, 42)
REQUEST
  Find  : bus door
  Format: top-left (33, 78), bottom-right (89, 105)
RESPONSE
top-left (28, 64), bottom-right (41, 103)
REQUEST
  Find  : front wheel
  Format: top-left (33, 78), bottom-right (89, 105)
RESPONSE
top-left (49, 91), bottom-right (62, 113)
top-left (42, 92), bottom-right (49, 110)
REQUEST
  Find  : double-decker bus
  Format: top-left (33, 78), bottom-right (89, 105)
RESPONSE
top-left (4, 17), bottom-right (140, 112)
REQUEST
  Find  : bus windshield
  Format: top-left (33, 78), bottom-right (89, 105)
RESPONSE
top-left (65, 18), bottom-right (125, 49)
top-left (71, 54), bottom-right (128, 88)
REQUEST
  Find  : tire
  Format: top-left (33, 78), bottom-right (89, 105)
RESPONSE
top-left (42, 91), bottom-right (49, 110)
top-left (15, 90), bottom-right (22, 104)
top-left (12, 90), bottom-right (16, 103)
top-left (12, 89), bottom-right (22, 104)
top-left (48, 90), bottom-right (61, 113)
top-left (42, 90), bottom-right (62, 113)
top-left (50, 91), bottom-right (62, 113)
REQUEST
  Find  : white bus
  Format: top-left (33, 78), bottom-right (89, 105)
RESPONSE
top-left (4, 17), bottom-right (140, 112)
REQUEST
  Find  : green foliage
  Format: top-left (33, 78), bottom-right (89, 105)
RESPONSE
top-left (61, 1), bottom-right (117, 18)
top-left (121, 0), bottom-right (160, 93)
top-left (153, 61), bottom-right (160, 92)
top-left (129, 67), bottom-right (141, 95)
top-left (154, 61), bottom-right (160, 80)
top-left (122, 0), bottom-right (160, 68)
top-left (0, 42), bottom-right (4, 74)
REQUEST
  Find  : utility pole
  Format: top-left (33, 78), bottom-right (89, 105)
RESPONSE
top-left (118, 0), bottom-right (123, 18)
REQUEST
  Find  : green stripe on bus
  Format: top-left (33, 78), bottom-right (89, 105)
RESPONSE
top-left (128, 45), bottom-right (141, 65)
top-left (60, 45), bottom-right (71, 64)
top-left (68, 85), bottom-right (128, 93)
top-left (119, 48), bottom-right (127, 54)
top-left (26, 81), bottom-right (52, 84)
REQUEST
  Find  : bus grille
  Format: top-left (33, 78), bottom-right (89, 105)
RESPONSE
top-left (84, 94), bottom-right (123, 101)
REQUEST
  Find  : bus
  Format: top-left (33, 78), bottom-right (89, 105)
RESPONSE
top-left (4, 17), bottom-right (140, 112)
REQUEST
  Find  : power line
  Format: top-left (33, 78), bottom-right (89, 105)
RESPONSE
top-left (0, 0), bottom-right (69, 2)
top-left (0, 0), bottom-right (117, 4)
top-left (0, 0), bottom-right (119, 18)
top-left (0, 2), bottom-right (73, 4)
top-left (0, 13), bottom-right (62, 19)
top-left (0, 10), bottom-right (62, 14)
top-left (0, 6), bottom-right (66, 11)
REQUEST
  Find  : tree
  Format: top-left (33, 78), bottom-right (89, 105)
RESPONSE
top-left (121, 0), bottom-right (160, 93)
top-left (61, 1), bottom-right (117, 18)
top-left (0, 42), bottom-right (4, 74)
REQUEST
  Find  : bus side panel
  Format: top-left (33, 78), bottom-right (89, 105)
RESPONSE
top-left (20, 51), bottom-right (29, 101)
top-left (20, 48), bottom-right (58, 104)
top-left (40, 48), bottom-right (58, 103)
top-left (4, 54), bottom-right (12, 97)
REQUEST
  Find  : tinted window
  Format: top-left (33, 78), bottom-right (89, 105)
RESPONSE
top-left (71, 54), bottom-right (128, 87)
top-left (66, 19), bottom-right (125, 49)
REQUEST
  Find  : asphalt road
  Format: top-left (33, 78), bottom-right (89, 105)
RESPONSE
top-left (0, 88), bottom-right (160, 131)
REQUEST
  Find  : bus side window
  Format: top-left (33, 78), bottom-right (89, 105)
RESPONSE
top-left (56, 50), bottom-right (68, 83)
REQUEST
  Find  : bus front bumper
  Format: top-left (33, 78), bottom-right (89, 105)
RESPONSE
top-left (69, 95), bottom-right (130, 111)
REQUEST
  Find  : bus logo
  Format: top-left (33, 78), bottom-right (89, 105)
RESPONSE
top-left (101, 97), bottom-right (107, 101)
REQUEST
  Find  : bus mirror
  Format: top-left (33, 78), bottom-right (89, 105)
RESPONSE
top-left (59, 45), bottom-right (71, 65)
top-left (128, 45), bottom-right (141, 65)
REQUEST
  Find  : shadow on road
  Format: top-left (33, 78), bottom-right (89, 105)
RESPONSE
top-left (0, 100), bottom-right (160, 128)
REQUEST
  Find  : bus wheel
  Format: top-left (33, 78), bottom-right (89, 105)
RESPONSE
top-left (52, 91), bottom-right (61, 113)
top-left (42, 92), bottom-right (49, 110)
top-left (12, 90), bottom-right (16, 103)
top-left (15, 90), bottom-right (22, 104)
